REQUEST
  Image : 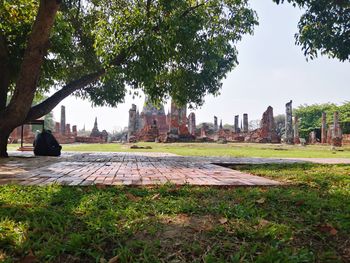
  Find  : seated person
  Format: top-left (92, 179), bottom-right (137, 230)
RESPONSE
top-left (33, 130), bottom-right (62, 156)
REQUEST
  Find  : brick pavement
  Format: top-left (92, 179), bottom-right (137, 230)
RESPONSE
top-left (1, 152), bottom-right (349, 186)
top-left (0, 152), bottom-right (285, 186)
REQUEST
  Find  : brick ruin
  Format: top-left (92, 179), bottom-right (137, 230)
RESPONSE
top-left (244, 106), bottom-right (280, 143)
top-left (126, 98), bottom-right (349, 146)
top-left (127, 97), bottom-right (195, 142)
top-left (306, 111), bottom-right (346, 147)
top-left (127, 97), bottom-right (285, 144)
top-left (9, 105), bottom-right (108, 145)
top-left (9, 105), bottom-right (77, 144)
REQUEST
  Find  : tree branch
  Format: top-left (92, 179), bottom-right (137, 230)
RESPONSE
top-left (25, 48), bottom-right (129, 122)
top-left (25, 69), bottom-right (105, 122)
top-left (181, 1), bottom-right (208, 18)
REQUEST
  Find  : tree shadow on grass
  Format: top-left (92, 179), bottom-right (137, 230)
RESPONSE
top-left (0, 168), bottom-right (349, 262)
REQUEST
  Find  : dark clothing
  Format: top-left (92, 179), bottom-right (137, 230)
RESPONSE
top-left (34, 131), bottom-right (62, 156)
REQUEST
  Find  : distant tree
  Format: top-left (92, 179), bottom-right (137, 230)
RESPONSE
top-left (249, 120), bottom-right (260, 131)
top-left (294, 103), bottom-right (338, 138)
top-left (273, 0), bottom-right (350, 61)
top-left (223, 124), bottom-right (234, 130)
top-left (0, 0), bottom-right (257, 157)
top-left (274, 114), bottom-right (285, 138)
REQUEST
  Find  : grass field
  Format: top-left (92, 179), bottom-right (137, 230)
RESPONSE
top-left (8, 142), bottom-right (350, 158)
top-left (1, 163), bottom-right (349, 262)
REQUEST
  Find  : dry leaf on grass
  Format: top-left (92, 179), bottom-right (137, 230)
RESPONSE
top-left (20, 250), bottom-right (36, 263)
top-left (317, 223), bottom-right (338, 236)
top-left (96, 184), bottom-right (106, 189)
top-left (108, 255), bottom-right (119, 263)
top-left (126, 193), bottom-right (141, 201)
top-left (151, 193), bottom-right (160, 200)
top-left (256, 198), bottom-right (266, 204)
top-left (295, 200), bottom-right (305, 206)
top-left (219, 217), bottom-right (228, 224)
top-left (258, 219), bottom-right (270, 228)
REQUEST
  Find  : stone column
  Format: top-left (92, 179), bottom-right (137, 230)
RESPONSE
top-left (170, 100), bottom-right (188, 135)
top-left (321, 112), bottom-right (327, 144)
top-left (60, 105), bottom-right (66, 134)
top-left (234, 115), bottom-right (239, 133)
top-left (128, 104), bottom-right (137, 141)
top-left (285, 100), bottom-right (294, 144)
top-left (72, 125), bottom-right (77, 137)
top-left (55, 122), bottom-right (60, 133)
top-left (294, 116), bottom-right (300, 144)
top-left (309, 131), bottom-right (316, 144)
top-left (214, 116), bottom-right (218, 131)
top-left (332, 111), bottom-right (342, 147)
top-left (200, 123), bottom-right (207, 137)
top-left (188, 112), bottom-right (196, 136)
top-left (327, 125), bottom-right (333, 144)
top-left (66, 124), bottom-right (71, 135)
top-left (243, 113), bottom-right (248, 133)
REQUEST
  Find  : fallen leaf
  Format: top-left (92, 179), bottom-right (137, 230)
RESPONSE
top-left (258, 219), bottom-right (270, 228)
top-left (256, 198), bottom-right (266, 204)
top-left (96, 184), bottom-right (106, 189)
top-left (317, 224), bottom-right (338, 236)
top-left (151, 193), bottom-right (160, 200)
top-left (219, 217), bottom-right (228, 224)
top-left (295, 200), bottom-right (305, 206)
top-left (108, 255), bottom-right (119, 263)
top-left (330, 228), bottom-right (338, 235)
top-left (126, 193), bottom-right (141, 201)
top-left (20, 250), bottom-right (36, 263)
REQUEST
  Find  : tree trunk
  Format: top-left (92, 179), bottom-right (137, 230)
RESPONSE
top-left (0, 130), bottom-right (10, 158)
top-left (0, 34), bottom-right (10, 110)
top-left (0, 0), bottom-right (60, 158)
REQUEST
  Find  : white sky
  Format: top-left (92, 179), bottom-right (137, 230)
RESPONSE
top-left (53, 0), bottom-right (350, 132)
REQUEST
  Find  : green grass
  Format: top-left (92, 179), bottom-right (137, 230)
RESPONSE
top-left (9, 142), bottom-right (350, 158)
top-left (1, 163), bottom-right (349, 262)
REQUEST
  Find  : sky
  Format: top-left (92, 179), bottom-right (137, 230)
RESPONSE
top-left (52, 0), bottom-right (350, 133)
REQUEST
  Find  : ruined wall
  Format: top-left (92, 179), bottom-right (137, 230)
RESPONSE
top-left (245, 106), bottom-right (280, 143)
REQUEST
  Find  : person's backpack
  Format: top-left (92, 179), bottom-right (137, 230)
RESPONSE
top-left (34, 130), bottom-right (62, 156)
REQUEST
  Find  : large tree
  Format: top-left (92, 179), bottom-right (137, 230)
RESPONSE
top-left (0, 0), bottom-right (257, 157)
top-left (274, 0), bottom-right (350, 61)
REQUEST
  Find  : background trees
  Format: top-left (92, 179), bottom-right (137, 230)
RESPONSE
top-left (294, 102), bottom-right (350, 138)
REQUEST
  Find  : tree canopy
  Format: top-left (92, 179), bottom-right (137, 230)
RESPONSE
top-left (1, 0), bottom-right (258, 108)
top-left (273, 0), bottom-right (350, 61)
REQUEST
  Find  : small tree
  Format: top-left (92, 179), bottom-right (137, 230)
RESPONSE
top-left (274, 114), bottom-right (285, 138)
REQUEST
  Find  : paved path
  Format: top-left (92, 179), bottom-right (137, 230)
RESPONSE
top-left (1, 152), bottom-right (349, 186)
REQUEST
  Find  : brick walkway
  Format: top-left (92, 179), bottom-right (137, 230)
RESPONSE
top-left (0, 152), bottom-right (285, 186)
top-left (1, 152), bottom-right (349, 186)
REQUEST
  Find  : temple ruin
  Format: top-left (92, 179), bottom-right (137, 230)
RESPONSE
top-left (127, 97), bottom-right (195, 143)
top-left (244, 106), bottom-right (280, 143)
top-left (9, 105), bottom-right (108, 145)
